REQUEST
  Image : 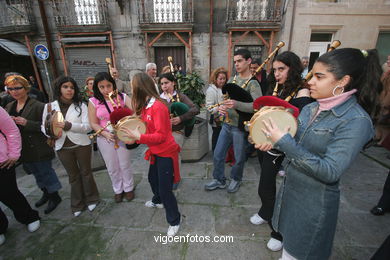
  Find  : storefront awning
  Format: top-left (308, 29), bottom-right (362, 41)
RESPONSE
top-left (0, 38), bottom-right (29, 56)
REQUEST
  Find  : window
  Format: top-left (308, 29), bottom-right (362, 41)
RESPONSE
top-left (153, 0), bottom-right (183, 23)
top-left (236, 0), bottom-right (269, 21)
top-left (74, 0), bottom-right (100, 25)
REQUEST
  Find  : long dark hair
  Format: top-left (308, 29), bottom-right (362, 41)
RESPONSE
top-left (92, 72), bottom-right (123, 104)
top-left (53, 76), bottom-right (82, 116)
top-left (158, 72), bottom-right (177, 88)
top-left (267, 51), bottom-right (303, 98)
top-left (317, 48), bottom-right (383, 120)
top-left (132, 73), bottom-right (164, 115)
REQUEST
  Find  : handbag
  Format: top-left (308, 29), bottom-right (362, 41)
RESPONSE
top-left (45, 103), bottom-right (57, 148)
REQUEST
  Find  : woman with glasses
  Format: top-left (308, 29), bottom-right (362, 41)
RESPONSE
top-left (5, 75), bottom-right (62, 215)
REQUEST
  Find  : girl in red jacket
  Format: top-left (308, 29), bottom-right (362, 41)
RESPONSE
top-left (122, 72), bottom-right (181, 236)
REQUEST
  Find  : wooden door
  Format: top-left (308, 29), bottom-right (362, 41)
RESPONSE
top-left (154, 46), bottom-right (186, 76)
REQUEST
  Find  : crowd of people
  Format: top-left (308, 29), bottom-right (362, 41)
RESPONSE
top-left (0, 48), bottom-right (389, 259)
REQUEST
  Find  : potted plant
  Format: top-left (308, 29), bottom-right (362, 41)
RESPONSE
top-left (176, 72), bottom-right (209, 162)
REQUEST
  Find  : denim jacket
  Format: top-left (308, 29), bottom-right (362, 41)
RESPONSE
top-left (272, 96), bottom-right (374, 260)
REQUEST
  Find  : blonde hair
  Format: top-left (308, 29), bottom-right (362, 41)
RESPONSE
top-left (161, 66), bottom-right (171, 74)
top-left (210, 67), bottom-right (228, 86)
top-left (4, 75), bottom-right (31, 91)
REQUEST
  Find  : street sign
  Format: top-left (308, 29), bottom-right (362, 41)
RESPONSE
top-left (34, 44), bottom-right (49, 61)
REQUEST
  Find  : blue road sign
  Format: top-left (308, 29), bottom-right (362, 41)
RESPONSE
top-left (34, 44), bottom-right (49, 61)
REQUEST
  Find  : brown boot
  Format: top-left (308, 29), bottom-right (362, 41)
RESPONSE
top-left (114, 193), bottom-right (123, 203)
top-left (124, 191), bottom-right (134, 202)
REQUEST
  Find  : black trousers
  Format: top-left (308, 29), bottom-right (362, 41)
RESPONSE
top-left (0, 166), bottom-right (40, 234)
top-left (371, 235), bottom-right (390, 260)
top-left (257, 150), bottom-right (284, 241)
top-left (377, 170), bottom-right (390, 210)
top-left (211, 126), bottom-right (222, 152)
top-left (148, 156), bottom-right (180, 226)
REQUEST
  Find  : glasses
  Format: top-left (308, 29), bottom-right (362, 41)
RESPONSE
top-left (7, 86), bottom-right (24, 91)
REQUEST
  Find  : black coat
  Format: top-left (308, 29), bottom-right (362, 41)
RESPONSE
top-left (5, 98), bottom-right (55, 163)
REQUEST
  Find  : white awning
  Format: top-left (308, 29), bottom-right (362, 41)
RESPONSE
top-left (0, 38), bottom-right (29, 56)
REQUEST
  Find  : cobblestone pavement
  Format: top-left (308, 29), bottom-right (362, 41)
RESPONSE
top-left (1, 145), bottom-right (389, 260)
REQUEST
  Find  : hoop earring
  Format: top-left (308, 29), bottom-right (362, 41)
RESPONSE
top-left (332, 85), bottom-right (344, 96)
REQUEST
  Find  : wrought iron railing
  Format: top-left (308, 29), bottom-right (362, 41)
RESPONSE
top-left (227, 0), bottom-right (283, 23)
top-left (51, 0), bottom-right (109, 29)
top-left (0, 0), bottom-right (36, 34)
top-left (138, 0), bottom-right (193, 24)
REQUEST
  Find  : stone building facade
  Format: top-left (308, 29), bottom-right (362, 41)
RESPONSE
top-left (0, 0), bottom-right (389, 96)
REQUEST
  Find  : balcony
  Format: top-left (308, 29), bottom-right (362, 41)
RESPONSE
top-left (138, 0), bottom-right (193, 31)
top-left (0, 0), bottom-right (36, 36)
top-left (226, 0), bottom-right (284, 29)
top-left (51, 0), bottom-right (109, 33)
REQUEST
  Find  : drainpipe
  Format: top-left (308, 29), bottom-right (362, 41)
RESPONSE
top-left (209, 0), bottom-right (213, 77)
top-left (38, 0), bottom-right (58, 78)
top-left (287, 0), bottom-right (297, 51)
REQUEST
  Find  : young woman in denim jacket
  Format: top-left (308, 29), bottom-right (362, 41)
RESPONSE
top-left (257, 48), bottom-right (382, 260)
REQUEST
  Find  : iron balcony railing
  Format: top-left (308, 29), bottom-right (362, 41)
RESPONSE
top-left (0, 0), bottom-right (36, 35)
top-left (138, 0), bottom-right (193, 24)
top-left (51, 0), bottom-right (109, 32)
top-left (227, 0), bottom-right (283, 24)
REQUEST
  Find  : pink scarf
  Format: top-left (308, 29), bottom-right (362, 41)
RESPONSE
top-left (312, 89), bottom-right (357, 121)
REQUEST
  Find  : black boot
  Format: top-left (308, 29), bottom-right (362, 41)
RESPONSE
top-left (44, 192), bottom-right (62, 214)
top-left (35, 188), bottom-right (49, 208)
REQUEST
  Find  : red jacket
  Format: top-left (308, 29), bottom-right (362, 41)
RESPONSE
top-left (138, 98), bottom-right (181, 183)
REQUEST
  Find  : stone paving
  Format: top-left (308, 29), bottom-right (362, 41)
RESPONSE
top-left (1, 145), bottom-right (389, 260)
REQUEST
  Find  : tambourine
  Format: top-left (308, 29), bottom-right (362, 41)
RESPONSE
top-left (115, 116), bottom-right (147, 143)
top-left (245, 106), bottom-right (297, 145)
top-left (45, 110), bottom-right (64, 139)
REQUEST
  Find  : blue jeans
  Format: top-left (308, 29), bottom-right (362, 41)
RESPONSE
top-left (23, 160), bottom-right (62, 193)
top-left (212, 123), bottom-right (247, 183)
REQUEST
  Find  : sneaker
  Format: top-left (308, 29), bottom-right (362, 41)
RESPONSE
top-left (204, 179), bottom-right (227, 191)
top-left (167, 225), bottom-right (180, 236)
top-left (0, 234), bottom-right (5, 246)
top-left (250, 213), bottom-right (267, 225)
top-left (27, 220), bottom-right (40, 232)
top-left (370, 206), bottom-right (386, 216)
top-left (227, 179), bottom-right (241, 193)
top-left (73, 211), bottom-right (82, 217)
top-left (88, 204), bottom-right (97, 212)
top-left (145, 200), bottom-right (164, 209)
top-left (267, 238), bottom-right (283, 251)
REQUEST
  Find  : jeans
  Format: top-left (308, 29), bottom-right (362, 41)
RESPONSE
top-left (23, 160), bottom-right (62, 194)
top-left (212, 123), bottom-right (247, 182)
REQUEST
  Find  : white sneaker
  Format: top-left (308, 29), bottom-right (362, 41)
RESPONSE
top-left (167, 225), bottom-right (180, 236)
top-left (88, 204), bottom-right (97, 212)
top-left (250, 213), bottom-right (267, 225)
top-left (267, 238), bottom-right (283, 251)
top-left (0, 234), bottom-right (5, 246)
top-left (27, 220), bottom-right (40, 232)
top-left (145, 200), bottom-right (164, 209)
top-left (73, 211), bottom-right (82, 217)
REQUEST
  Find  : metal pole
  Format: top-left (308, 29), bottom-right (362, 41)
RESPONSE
top-left (43, 61), bottom-right (52, 101)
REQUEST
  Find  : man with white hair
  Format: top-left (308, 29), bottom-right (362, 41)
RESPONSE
top-left (146, 63), bottom-right (160, 94)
